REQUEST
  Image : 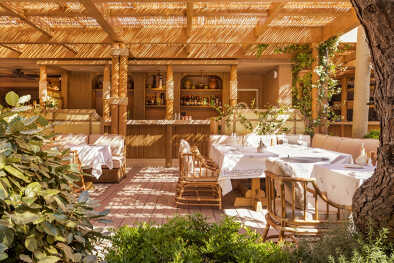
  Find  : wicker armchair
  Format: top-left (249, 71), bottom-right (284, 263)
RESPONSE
top-left (263, 171), bottom-right (352, 242)
top-left (175, 141), bottom-right (222, 209)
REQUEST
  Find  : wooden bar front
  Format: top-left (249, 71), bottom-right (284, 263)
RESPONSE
top-left (126, 120), bottom-right (211, 166)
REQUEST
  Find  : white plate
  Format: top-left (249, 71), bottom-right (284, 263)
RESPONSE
top-left (344, 164), bottom-right (365, 169)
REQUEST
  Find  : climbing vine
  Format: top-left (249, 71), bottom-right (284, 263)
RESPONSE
top-left (273, 37), bottom-right (343, 135)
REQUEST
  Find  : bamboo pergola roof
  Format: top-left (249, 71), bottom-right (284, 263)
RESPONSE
top-left (0, 0), bottom-right (359, 60)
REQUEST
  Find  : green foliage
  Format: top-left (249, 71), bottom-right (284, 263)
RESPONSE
top-left (0, 92), bottom-right (107, 263)
top-left (105, 214), bottom-right (291, 263)
top-left (364, 130), bottom-right (380, 139)
top-left (214, 103), bottom-right (254, 133)
top-left (291, 224), bottom-right (393, 263)
top-left (275, 38), bottom-right (343, 135)
top-left (253, 105), bottom-right (290, 135)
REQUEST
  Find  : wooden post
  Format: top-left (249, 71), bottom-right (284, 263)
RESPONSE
top-left (103, 64), bottom-right (111, 122)
top-left (166, 65), bottom-right (174, 120)
top-left (352, 26), bottom-right (371, 138)
top-left (111, 43), bottom-right (120, 134)
top-left (119, 43), bottom-right (129, 136)
top-left (230, 65), bottom-right (238, 106)
top-left (39, 65), bottom-right (48, 106)
top-left (340, 77), bottom-right (348, 137)
top-left (61, 70), bottom-right (69, 109)
top-left (311, 43), bottom-right (319, 134)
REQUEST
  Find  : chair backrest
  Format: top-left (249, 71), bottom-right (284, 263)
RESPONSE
top-left (89, 134), bottom-right (125, 156)
top-left (265, 171), bottom-right (352, 226)
top-left (54, 134), bottom-right (89, 147)
top-left (311, 134), bottom-right (329, 148)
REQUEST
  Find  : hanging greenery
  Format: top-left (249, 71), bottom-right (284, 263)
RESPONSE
top-left (274, 37), bottom-right (343, 135)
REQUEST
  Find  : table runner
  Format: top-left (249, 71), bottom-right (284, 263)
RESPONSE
top-left (70, 144), bottom-right (113, 179)
top-left (311, 164), bottom-right (374, 206)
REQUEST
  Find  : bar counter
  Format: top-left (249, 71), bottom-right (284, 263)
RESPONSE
top-left (126, 119), bottom-right (211, 166)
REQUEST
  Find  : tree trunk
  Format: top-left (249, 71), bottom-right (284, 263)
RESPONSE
top-left (350, 0), bottom-right (393, 239)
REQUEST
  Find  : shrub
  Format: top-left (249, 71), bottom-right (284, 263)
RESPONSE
top-left (291, 224), bottom-right (394, 263)
top-left (0, 92), bottom-right (108, 263)
top-left (105, 214), bottom-right (291, 263)
top-left (364, 130), bottom-right (380, 139)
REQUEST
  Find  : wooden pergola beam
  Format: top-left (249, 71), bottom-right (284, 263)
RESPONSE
top-left (186, 1), bottom-right (193, 37)
top-left (0, 3), bottom-right (52, 38)
top-left (0, 44), bottom-right (22, 55)
top-left (79, 0), bottom-right (120, 42)
top-left (321, 9), bottom-right (359, 42)
top-left (0, 0), bottom-right (351, 2)
top-left (0, 3), bottom-right (78, 56)
top-left (254, 2), bottom-right (287, 37)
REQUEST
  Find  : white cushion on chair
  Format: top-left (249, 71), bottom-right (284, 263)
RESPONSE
top-left (89, 134), bottom-right (125, 157)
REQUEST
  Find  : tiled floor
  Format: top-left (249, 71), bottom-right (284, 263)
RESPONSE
top-left (90, 166), bottom-right (274, 235)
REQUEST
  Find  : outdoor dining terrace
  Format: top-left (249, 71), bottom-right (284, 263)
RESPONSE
top-left (0, 0), bottom-right (392, 262)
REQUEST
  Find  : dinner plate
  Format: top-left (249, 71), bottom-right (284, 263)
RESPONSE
top-left (280, 157), bottom-right (329, 163)
top-left (344, 164), bottom-right (366, 169)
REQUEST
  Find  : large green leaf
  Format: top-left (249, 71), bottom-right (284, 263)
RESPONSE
top-left (0, 182), bottom-right (8, 200)
top-left (37, 256), bottom-right (61, 263)
top-left (19, 254), bottom-right (33, 263)
top-left (4, 165), bottom-right (30, 183)
top-left (25, 182), bottom-right (41, 198)
top-left (41, 222), bottom-right (58, 237)
top-left (56, 243), bottom-right (74, 262)
top-left (10, 211), bottom-right (41, 225)
top-left (25, 236), bottom-right (38, 252)
top-left (5, 91), bottom-right (19, 107)
top-left (0, 226), bottom-right (14, 247)
top-left (0, 252), bottom-right (8, 261)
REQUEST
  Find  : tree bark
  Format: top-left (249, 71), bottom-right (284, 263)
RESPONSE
top-left (350, 0), bottom-right (393, 239)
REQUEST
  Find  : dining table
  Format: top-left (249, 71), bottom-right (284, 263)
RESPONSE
top-left (209, 143), bottom-right (354, 211)
top-left (70, 144), bottom-right (113, 179)
top-left (311, 163), bottom-right (375, 206)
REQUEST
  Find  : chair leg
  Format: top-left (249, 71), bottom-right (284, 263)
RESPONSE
top-left (262, 224), bottom-right (270, 241)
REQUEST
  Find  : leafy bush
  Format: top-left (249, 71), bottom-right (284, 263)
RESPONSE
top-left (106, 214), bottom-right (291, 263)
top-left (0, 92), bottom-right (108, 263)
top-left (291, 224), bottom-right (393, 263)
top-left (364, 130), bottom-right (380, 139)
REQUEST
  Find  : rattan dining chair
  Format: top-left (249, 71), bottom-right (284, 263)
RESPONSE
top-left (176, 143), bottom-right (222, 209)
top-left (263, 171), bottom-right (352, 242)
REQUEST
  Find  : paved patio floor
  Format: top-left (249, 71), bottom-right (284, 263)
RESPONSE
top-left (90, 166), bottom-right (274, 235)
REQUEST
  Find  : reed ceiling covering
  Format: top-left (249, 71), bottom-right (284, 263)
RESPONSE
top-left (0, 0), bottom-right (359, 59)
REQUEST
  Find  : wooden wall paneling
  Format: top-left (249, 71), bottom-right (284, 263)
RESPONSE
top-left (132, 72), bottom-right (145, 120)
top-left (68, 72), bottom-right (93, 109)
top-left (174, 72), bottom-right (181, 115)
top-left (165, 125), bottom-right (173, 167)
top-left (222, 72), bottom-right (230, 106)
top-left (61, 71), bottom-right (69, 108)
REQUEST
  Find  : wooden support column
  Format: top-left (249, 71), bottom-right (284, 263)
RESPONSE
top-left (166, 65), bottom-right (174, 120)
top-left (61, 71), bottom-right (69, 109)
top-left (230, 65), bottom-right (238, 106)
top-left (103, 64), bottom-right (111, 122)
top-left (340, 77), bottom-right (348, 137)
top-left (39, 65), bottom-right (48, 106)
top-left (352, 26), bottom-right (371, 138)
top-left (111, 43), bottom-right (120, 134)
top-left (119, 43), bottom-right (129, 136)
top-left (311, 43), bottom-right (319, 134)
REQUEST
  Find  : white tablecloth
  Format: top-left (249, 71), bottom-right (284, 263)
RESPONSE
top-left (311, 164), bottom-right (374, 206)
top-left (70, 144), bottom-right (113, 179)
top-left (265, 144), bottom-right (353, 179)
top-left (210, 144), bottom-right (353, 196)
